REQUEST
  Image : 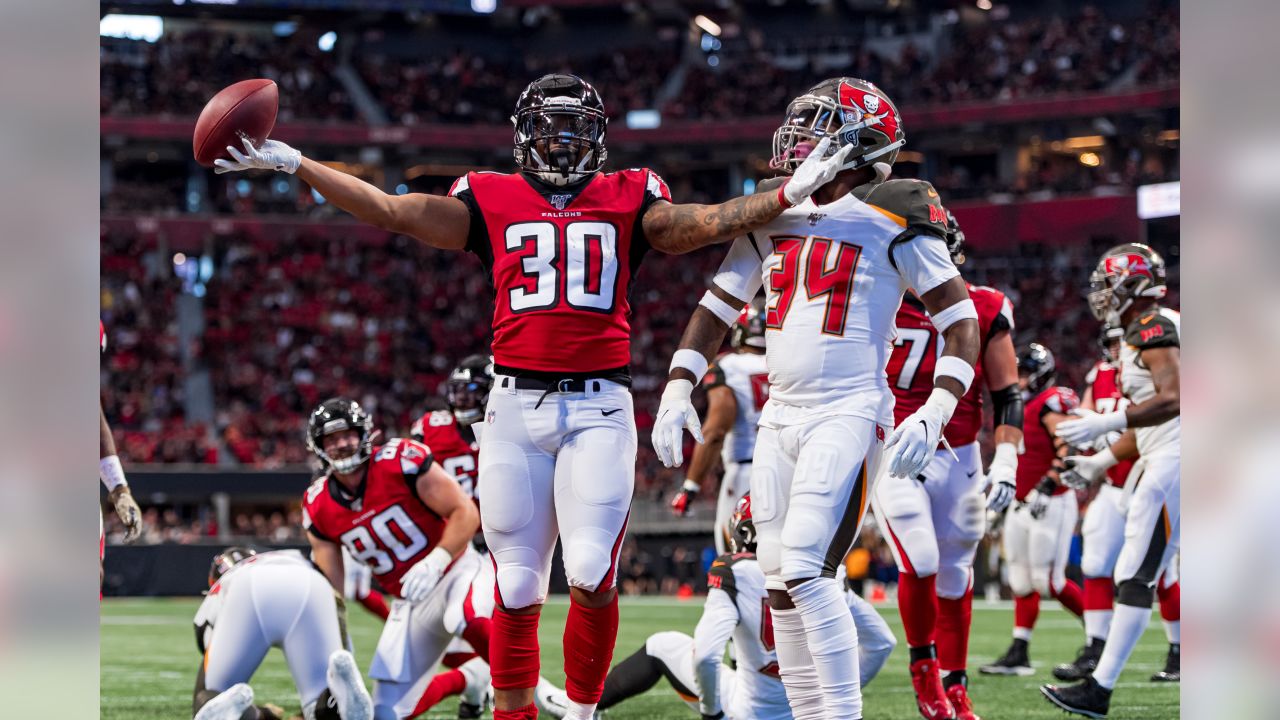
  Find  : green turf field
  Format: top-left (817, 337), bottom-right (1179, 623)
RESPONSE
top-left (101, 596), bottom-right (1178, 719)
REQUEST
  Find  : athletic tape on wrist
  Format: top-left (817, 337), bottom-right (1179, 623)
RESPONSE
top-left (670, 348), bottom-right (710, 381)
top-left (930, 299), bottom-right (978, 333)
top-left (927, 386), bottom-right (960, 422)
top-left (426, 546), bottom-right (453, 571)
top-left (992, 442), bottom-right (1019, 469)
top-left (934, 356), bottom-right (975, 395)
top-left (699, 290), bottom-right (744, 327)
top-left (100, 455), bottom-right (127, 491)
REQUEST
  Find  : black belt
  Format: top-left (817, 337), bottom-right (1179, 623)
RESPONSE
top-left (499, 375), bottom-right (611, 409)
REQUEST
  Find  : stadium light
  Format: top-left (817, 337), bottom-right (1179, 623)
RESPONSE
top-left (318, 31), bottom-right (337, 52)
top-left (977, 0), bottom-right (993, 9)
top-left (694, 15), bottom-right (722, 37)
top-left (1078, 152), bottom-right (1101, 167)
top-left (1137, 181), bottom-right (1180, 219)
top-left (626, 110), bottom-right (662, 130)
top-left (471, 0), bottom-right (496, 14)
top-left (100, 14), bottom-right (163, 42)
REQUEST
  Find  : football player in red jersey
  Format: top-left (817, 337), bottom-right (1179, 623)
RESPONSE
top-left (980, 344), bottom-right (1085, 678)
top-left (99, 320), bottom-right (142, 588)
top-left (301, 399), bottom-right (491, 720)
top-left (871, 217), bottom-right (1022, 720)
top-left (216, 74), bottom-right (853, 720)
top-left (411, 354), bottom-right (490, 503)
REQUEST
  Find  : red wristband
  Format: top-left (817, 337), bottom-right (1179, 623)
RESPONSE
top-left (777, 181), bottom-right (795, 209)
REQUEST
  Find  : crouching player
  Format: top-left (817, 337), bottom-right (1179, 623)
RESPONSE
top-left (302, 398), bottom-right (492, 720)
top-left (192, 546), bottom-right (374, 720)
top-left (577, 495), bottom-right (895, 719)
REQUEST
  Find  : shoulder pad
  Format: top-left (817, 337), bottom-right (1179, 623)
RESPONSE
top-left (707, 555), bottom-right (739, 602)
top-left (1126, 310), bottom-right (1179, 350)
top-left (304, 477), bottom-right (327, 507)
top-left (398, 439), bottom-right (433, 475)
top-left (862, 179), bottom-right (949, 237)
top-left (1044, 387), bottom-right (1080, 414)
top-left (755, 177), bottom-right (787, 195)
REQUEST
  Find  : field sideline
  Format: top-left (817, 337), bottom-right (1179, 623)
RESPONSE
top-left (101, 596), bottom-right (1178, 719)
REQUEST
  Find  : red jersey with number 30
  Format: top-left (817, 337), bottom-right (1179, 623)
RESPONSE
top-left (411, 410), bottom-right (480, 502)
top-left (301, 438), bottom-right (447, 597)
top-left (886, 284), bottom-right (1015, 447)
top-left (450, 169), bottom-right (671, 373)
top-left (1016, 387), bottom-right (1079, 500)
top-left (1085, 360), bottom-right (1136, 488)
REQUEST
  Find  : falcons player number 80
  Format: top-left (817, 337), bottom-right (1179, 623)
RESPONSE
top-left (339, 505), bottom-right (429, 575)
top-left (506, 221), bottom-right (619, 313)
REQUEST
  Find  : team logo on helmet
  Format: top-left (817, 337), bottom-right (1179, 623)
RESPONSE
top-left (837, 82), bottom-right (898, 148)
top-left (1105, 253), bottom-right (1151, 278)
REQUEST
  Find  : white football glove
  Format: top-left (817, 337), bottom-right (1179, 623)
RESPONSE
top-left (652, 379), bottom-right (704, 468)
top-left (781, 136), bottom-right (857, 206)
top-left (214, 137), bottom-right (302, 175)
top-left (1054, 408), bottom-right (1127, 448)
top-left (399, 547), bottom-right (452, 603)
top-left (1025, 489), bottom-right (1049, 520)
top-left (885, 388), bottom-right (957, 479)
top-left (1091, 430), bottom-right (1122, 453)
top-left (1059, 448), bottom-right (1119, 491)
top-left (984, 442), bottom-right (1018, 513)
top-left (109, 486), bottom-right (143, 543)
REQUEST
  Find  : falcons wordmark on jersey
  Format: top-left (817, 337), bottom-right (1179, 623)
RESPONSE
top-left (302, 438), bottom-right (450, 598)
top-left (450, 168), bottom-right (671, 373)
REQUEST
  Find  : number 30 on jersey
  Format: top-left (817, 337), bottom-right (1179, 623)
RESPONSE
top-left (506, 221), bottom-right (619, 313)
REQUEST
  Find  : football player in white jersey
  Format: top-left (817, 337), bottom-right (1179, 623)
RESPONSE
top-left (1042, 243), bottom-right (1181, 718)
top-left (578, 495), bottom-right (894, 720)
top-left (653, 77), bottom-right (980, 720)
top-left (192, 547), bottom-right (374, 720)
top-left (670, 296), bottom-right (771, 553)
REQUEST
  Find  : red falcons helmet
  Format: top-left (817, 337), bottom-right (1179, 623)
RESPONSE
top-left (771, 77), bottom-right (905, 175)
top-left (730, 296), bottom-right (766, 350)
top-left (730, 494), bottom-right (757, 553)
top-left (1088, 243), bottom-right (1168, 325)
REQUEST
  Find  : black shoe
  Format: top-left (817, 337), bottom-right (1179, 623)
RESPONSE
top-left (1151, 643), bottom-right (1180, 682)
top-left (457, 702), bottom-right (483, 719)
top-left (1053, 639), bottom-right (1104, 681)
top-left (1041, 676), bottom-right (1112, 719)
top-left (980, 639), bottom-right (1034, 677)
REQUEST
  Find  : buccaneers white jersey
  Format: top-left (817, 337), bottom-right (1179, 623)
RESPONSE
top-left (712, 179), bottom-right (960, 426)
top-left (194, 550), bottom-right (313, 649)
top-left (704, 351), bottom-right (770, 464)
top-left (702, 553), bottom-right (789, 719)
top-left (1120, 307), bottom-right (1181, 456)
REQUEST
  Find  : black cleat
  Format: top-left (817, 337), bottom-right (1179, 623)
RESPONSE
top-left (1053, 639), bottom-right (1104, 681)
top-left (457, 702), bottom-right (483, 720)
top-left (1041, 676), bottom-right (1112, 719)
top-left (980, 639), bottom-right (1034, 677)
top-left (1150, 643), bottom-right (1180, 682)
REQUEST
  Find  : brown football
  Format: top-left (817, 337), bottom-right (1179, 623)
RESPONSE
top-left (192, 79), bottom-right (279, 167)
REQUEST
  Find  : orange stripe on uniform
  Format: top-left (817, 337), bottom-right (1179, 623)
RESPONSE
top-left (868, 205), bottom-right (908, 227)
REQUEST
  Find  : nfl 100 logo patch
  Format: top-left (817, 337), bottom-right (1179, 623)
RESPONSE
top-left (549, 194), bottom-right (573, 210)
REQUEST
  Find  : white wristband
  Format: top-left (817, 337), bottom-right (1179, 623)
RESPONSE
top-left (425, 546), bottom-right (453, 572)
top-left (1101, 411), bottom-right (1129, 434)
top-left (670, 349), bottom-right (709, 382)
top-left (930, 299), bottom-right (978, 333)
top-left (1093, 447), bottom-right (1119, 469)
top-left (100, 455), bottom-right (128, 492)
top-left (926, 387), bottom-right (959, 424)
top-left (934, 356), bottom-right (975, 395)
top-left (992, 442), bottom-right (1019, 469)
top-left (699, 290), bottom-right (744, 327)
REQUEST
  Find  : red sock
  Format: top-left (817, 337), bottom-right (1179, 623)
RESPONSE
top-left (1014, 592), bottom-right (1040, 632)
top-left (1157, 580), bottom-right (1180, 622)
top-left (492, 605), bottom-right (542, 691)
top-left (463, 615), bottom-right (493, 665)
top-left (1083, 577), bottom-right (1115, 612)
top-left (410, 669), bottom-right (466, 717)
top-left (442, 652), bottom-right (479, 669)
top-left (563, 594), bottom-right (620, 705)
top-left (1053, 579), bottom-right (1085, 618)
top-left (495, 704), bottom-right (539, 720)
top-left (358, 589), bottom-right (391, 621)
top-left (897, 570), bottom-right (938, 649)
top-left (936, 586), bottom-right (973, 672)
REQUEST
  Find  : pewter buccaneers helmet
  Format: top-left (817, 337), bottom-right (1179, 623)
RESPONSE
top-left (1087, 243), bottom-right (1168, 326)
top-left (730, 296), bottom-right (767, 350)
top-left (771, 77), bottom-right (906, 175)
top-left (729, 494), bottom-right (757, 554)
top-left (512, 74), bottom-right (608, 186)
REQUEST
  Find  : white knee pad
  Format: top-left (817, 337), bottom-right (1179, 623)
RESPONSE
top-left (562, 526), bottom-right (619, 592)
top-left (1031, 566), bottom-right (1054, 597)
top-left (780, 443), bottom-right (860, 581)
top-left (935, 564), bottom-right (972, 600)
top-left (876, 485), bottom-right (940, 578)
top-left (492, 546), bottom-right (548, 609)
top-left (1007, 560), bottom-right (1033, 598)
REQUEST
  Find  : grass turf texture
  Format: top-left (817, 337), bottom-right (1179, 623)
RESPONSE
top-left (102, 596), bottom-right (1178, 719)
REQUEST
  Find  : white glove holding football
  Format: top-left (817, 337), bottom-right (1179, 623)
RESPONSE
top-left (984, 442), bottom-right (1018, 513)
top-left (1059, 448), bottom-right (1119, 491)
top-left (782, 137), bottom-right (857, 206)
top-left (1055, 408), bottom-right (1127, 448)
top-left (399, 547), bottom-right (452, 603)
top-left (214, 137), bottom-right (302, 175)
top-left (652, 379), bottom-right (704, 468)
top-left (885, 388), bottom-right (957, 479)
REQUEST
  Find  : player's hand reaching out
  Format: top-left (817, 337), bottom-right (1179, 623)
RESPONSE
top-left (399, 547), bottom-right (452, 603)
top-left (984, 442), bottom-right (1018, 513)
top-left (669, 479), bottom-right (700, 516)
top-left (1054, 408), bottom-right (1126, 447)
top-left (885, 389), bottom-right (956, 479)
top-left (214, 137), bottom-right (301, 175)
top-left (1059, 449), bottom-right (1119, 491)
top-left (653, 380), bottom-right (704, 468)
top-left (109, 486), bottom-right (143, 543)
top-left (781, 136), bottom-right (857, 206)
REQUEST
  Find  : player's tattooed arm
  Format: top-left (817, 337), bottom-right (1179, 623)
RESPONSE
top-left (308, 532), bottom-right (346, 594)
top-left (642, 193), bottom-right (786, 255)
top-left (919, 277), bottom-right (981, 399)
top-left (295, 158), bottom-right (471, 250)
top-left (668, 287), bottom-right (745, 382)
top-left (1124, 346), bottom-right (1181, 427)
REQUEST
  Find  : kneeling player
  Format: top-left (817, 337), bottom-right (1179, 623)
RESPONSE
top-left (586, 495), bottom-right (895, 720)
top-left (192, 546), bottom-right (373, 720)
top-left (302, 399), bottom-right (492, 720)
